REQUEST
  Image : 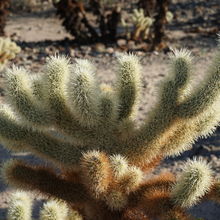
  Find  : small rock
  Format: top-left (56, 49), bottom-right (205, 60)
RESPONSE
top-left (117, 39), bottom-right (127, 47)
top-left (136, 51), bottom-right (145, 56)
top-left (94, 43), bottom-right (106, 53)
top-left (106, 47), bottom-right (114, 54)
top-left (70, 49), bottom-right (75, 57)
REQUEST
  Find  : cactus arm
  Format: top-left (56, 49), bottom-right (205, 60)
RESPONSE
top-left (40, 200), bottom-right (68, 220)
top-left (67, 59), bottom-right (101, 127)
top-left (0, 105), bottom-right (30, 143)
top-left (42, 55), bottom-right (85, 135)
top-left (0, 106), bottom-right (88, 166)
top-left (30, 73), bottom-right (45, 100)
top-left (204, 181), bottom-right (220, 203)
top-left (161, 108), bottom-right (220, 156)
top-left (99, 84), bottom-right (117, 124)
top-left (116, 166), bottom-right (144, 194)
top-left (137, 189), bottom-right (172, 218)
top-left (2, 160), bottom-right (89, 205)
top-left (177, 50), bottom-right (220, 118)
top-left (127, 172), bottom-right (175, 207)
top-left (115, 54), bottom-right (141, 121)
top-left (5, 67), bottom-right (51, 127)
top-left (120, 83), bottom-right (184, 163)
top-left (80, 150), bottom-right (112, 198)
top-left (170, 159), bottom-right (213, 208)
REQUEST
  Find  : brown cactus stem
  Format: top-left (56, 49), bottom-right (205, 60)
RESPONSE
top-left (138, 0), bottom-right (156, 17)
top-left (89, 0), bottom-right (121, 42)
top-left (106, 6), bottom-right (121, 42)
top-left (151, 0), bottom-right (170, 51)
top-left (4, 160), bottom-right (89, 204)
top-left (53, 0), bottom-right (98, 43)
top-left (201, 181), bottom-right (220, 203)
top-left (0, 0), bottom-right (10, 36)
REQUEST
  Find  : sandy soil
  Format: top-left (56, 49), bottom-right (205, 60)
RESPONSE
top-left (0, 3), bottom-right (220, 219)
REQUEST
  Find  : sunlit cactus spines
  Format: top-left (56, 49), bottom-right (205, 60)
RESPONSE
top-left (171, 158), bottom-right (213, 208)
top-left (1, 38), bottom-right (220, 219)
top-left (40, 200), bottom-right (68, 220)
top-left (80, 150), bottom-right (111, 198)
top-left (7, 191), bottom-right (32, 220)
top-left (67, 59), bottom-right (101, 127)
top-left (110, 154), bottom-right (129, 178)
top-left (115, 53), bottom-right (141, 120)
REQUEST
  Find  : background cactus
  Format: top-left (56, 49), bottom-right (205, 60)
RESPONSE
top-left (0, 38), bottom-right (21, 70)
top-left (131, 8), bottom-right (154, 41)
top-left (121, 9), bottom-right (154, 41)
top-left (1, 37), bottom-right (220, 219)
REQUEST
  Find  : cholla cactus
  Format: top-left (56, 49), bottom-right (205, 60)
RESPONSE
top-left (1, 38), bottom-right (220, 219)
top-left (7, 191), bottom-right (82, 220)
top-left (0, 38), bottom-right (21, 70)
top-left (131, 8), bottom-right (154, 40)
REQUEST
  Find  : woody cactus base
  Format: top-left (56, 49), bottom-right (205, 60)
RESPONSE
top-left (1, 39), bottom-right (220, 219)
top-left (0, 0), bottom-right (10, 36)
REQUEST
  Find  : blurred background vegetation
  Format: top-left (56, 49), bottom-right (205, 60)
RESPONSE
top-left (0, 0), bottom-right (219, 52)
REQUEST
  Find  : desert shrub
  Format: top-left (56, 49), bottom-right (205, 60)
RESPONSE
top-left (53, 0), bottom-right (171, 50)
top-left (1, 39), bottom-right (220, 219)
top-left (53, 0), bottom-right (121, 43)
